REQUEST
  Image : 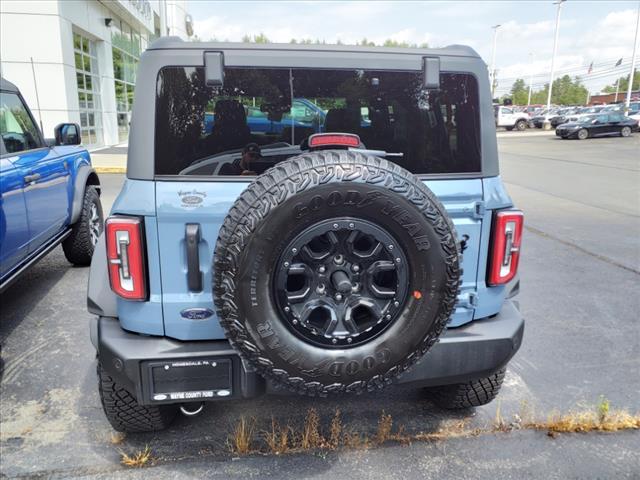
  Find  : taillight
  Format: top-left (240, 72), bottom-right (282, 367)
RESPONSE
top-left (105, 216), bottom-right (147, 300)
top-left (488, 209), bottom-right (524, 286)
top-left (308, 133), bottom-right (361, 148)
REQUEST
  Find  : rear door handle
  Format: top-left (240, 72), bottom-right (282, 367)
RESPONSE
top-left (185, 223), bottom-right (203, 292)
top-left (24, 173), bottom-right (41, 184)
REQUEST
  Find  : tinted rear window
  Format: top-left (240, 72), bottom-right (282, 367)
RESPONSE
top-left (155, 67), bottom-right (481, 176)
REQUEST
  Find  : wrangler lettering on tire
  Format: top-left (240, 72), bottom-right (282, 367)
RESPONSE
top-left (213, 150), bottom-right (461, 396)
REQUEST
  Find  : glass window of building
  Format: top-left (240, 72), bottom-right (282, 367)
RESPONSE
top-left (73, 32), bottom-right (103, 147)
top-left (111, 19), bottom-right (146, 142)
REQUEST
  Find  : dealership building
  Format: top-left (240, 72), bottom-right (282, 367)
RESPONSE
top-left (0, 0), bottom-right (191, 148)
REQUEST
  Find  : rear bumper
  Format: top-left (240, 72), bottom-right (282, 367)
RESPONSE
top-left (94, 300), bottom-right (524, 405)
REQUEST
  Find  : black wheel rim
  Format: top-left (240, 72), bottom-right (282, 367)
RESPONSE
top-left (273, 217), bottom-right (409, 348)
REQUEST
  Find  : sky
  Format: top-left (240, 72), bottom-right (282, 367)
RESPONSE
top-left (188, 0), bottom-right (640, 94)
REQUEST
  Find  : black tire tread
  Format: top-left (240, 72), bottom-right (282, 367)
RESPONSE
top-left (213, 150), bottom-right (461, 397)
top-left (97, 363), bottom-right (177, 432)
top-left (62, 186), bottom-right (102, 265)
top-left (428, 368), bottom-right (506, 409)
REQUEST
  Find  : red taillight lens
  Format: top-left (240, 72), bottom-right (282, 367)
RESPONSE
top-left (308, 133), bottom-right (361, 148)
top-left (488, 209), bottom-right (524, 286)
top-left (105, 216), bottom-right (147, 300)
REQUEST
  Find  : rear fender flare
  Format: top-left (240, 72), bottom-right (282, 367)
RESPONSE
top-left (70, 166), bottom-right (101, 224)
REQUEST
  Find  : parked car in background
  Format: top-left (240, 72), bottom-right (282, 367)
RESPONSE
top-left (204, 97), bottom-right (327, 137)
top-left (494, 105), bottom-right (529, 130)
top-left (626, 102), bottom-right (640, 124)
top-left (550, 107), bottom-right (580, 127)
top-left (530, 108), bottom-right (559, 128)
top-left (555, 113), bottom-right (638, 139)
top-left (0, 78), bottom-right (103, 292)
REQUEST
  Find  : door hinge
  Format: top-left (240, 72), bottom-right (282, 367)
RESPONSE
top-left (473, 201), bottom-right (486, 219)
top-left (457, 291), bottom-right (478, 309)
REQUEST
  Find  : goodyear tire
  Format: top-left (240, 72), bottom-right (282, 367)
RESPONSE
top-left (213, 151), bottom-right (461, 396)
top-left (62, 186), bottom-right (103, 265)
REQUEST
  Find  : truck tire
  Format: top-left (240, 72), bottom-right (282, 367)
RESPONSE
top-left (214, 150), bottom-right (461, 396)
top-left (97, 363), bottom-right (178, 432)
top-left (515, 119), bottom-right (527, 131)
top-left (62, 186), bottom-right (103, 266)
top-left (427, 368), bottom-right (506, 409)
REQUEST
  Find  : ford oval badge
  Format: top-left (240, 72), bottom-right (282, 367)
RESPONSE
top-left (180, 308), bottom-right (214, 320)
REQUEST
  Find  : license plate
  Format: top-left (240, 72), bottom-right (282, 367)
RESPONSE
top-left (147, 358), bottom-right (232, 402)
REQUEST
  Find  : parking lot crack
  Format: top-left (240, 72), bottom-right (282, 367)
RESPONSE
top-left (525, 225), bottom-right (640, 275)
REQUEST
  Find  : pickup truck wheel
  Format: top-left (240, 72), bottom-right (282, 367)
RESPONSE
top-left (214, 150), bottom-right (461, 396)
top-left (515, 120), bottom-right (527, 131)
top-left (97, 363), bottom-right (177, 432)
top-left (62, 186), bottom-right (103, 265)
top-left (426, 368), bottom-right (506, 409)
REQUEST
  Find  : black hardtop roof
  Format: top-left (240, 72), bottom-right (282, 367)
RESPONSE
top-left (0, 77), bottom-right (19, 93)
top-left (148, 36), bottom-right (480, 59)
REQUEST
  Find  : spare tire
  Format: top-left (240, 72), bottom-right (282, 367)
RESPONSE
top-left (213, 150), bottom-right (461, 396)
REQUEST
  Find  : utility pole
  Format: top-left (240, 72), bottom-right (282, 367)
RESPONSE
top-left (490, 24), bottom-right (501, 98)
top-left (624, 1), bottom-right (640, 114)
top-left (543, 0), bottom-right (565, 130)
top-left (527, 52), bottom-right (534, 106)
top-left (614, 77), bottom-right (620, 103)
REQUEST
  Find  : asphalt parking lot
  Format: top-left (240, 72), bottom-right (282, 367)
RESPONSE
top-left (1, 134), bottom-right (639, 479)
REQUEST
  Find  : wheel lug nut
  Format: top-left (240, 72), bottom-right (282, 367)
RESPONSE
top-left (284, 306), bottom-right (290, 312)
top-left (332, 338), bottom-right (338, 344)
top-left (319, 266), bottom-right (326, 273)
top-left (317, 284), bottom-right (326, 294)
top-left (292, 247), bottom-right (298, 254)
top-left (394, 301), bottom-right (400, 307)
top-left (333, 223), bottom-right (339, 229)
top-left (385, 314), bottom-right (392, 320)
top-left (352, 265), bottom-right (360, 273)
top-left (347, 337), bottom-right (353, 344)
top-left (292, 319), bottom-right (298, 325)
top-left (334, 255), bottom-right (344, 265)
top-left (388, 244), bottom-right (394, 250)
top-left (335, 293), bottom-right (343, 301)
top-left (349, 223), bottom-right (355, 229)
top-left (284, 261), bottom-right (290, 267)
top-left (395, 257), bottom-right (401, 264)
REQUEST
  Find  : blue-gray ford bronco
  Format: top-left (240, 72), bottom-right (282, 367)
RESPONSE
top-left (87, 38), bottom-right (524, 432)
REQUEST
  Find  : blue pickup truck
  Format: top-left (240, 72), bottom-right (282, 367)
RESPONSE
top-left (0, 77), bottom-right (103, 292)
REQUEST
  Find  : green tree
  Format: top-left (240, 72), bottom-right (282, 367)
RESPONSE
top-left (603, 70), bottom-right (640, 93)
top-left (358, 37), bottom-right (376, 47)
top-left (509, 79), bottom-right (528, 105)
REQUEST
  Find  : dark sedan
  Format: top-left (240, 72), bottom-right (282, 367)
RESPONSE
top-left (555, 113), bottom-right (639, 140)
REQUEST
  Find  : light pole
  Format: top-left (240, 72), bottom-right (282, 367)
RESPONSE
top-left (624, 1), bottom-right (640, 114)
top-left (543, 0), bottom-right (565, 130)
top-left (490, 24), bottom-right (501, 98)
top-left (527, 52), bottom-right (534, 106)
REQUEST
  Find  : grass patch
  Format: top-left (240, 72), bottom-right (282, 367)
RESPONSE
top-left (120, 445), bottom-right (153, 468)
top-left (375, 412), bottom-right (393, 444)
top-left (110, 432), bottom-right (126, 445)
top-left (262, 417), bottom-right (292, 454)
top-left (218, 398), bottom-right (639, 458)
top-left (229, 416), bottom-right (255, 454)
